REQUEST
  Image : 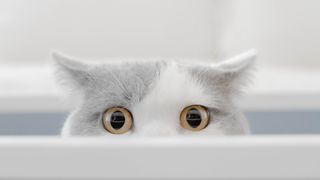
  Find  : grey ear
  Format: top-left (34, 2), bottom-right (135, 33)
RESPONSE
top-left (213, 49), bottom-right (256, 93)
top-left (52, 51), bottom-right (94, 91)
top-left (192, 49), bottom-right (257, 95)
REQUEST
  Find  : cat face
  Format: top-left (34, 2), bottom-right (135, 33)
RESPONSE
top-left (53, 50), bottom-right (256, 137)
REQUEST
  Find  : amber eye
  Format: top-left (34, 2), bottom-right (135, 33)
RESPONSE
top-left (180, 105), bottom-right (209, 131)
top-left (102, 107), bottom-right (133, 134)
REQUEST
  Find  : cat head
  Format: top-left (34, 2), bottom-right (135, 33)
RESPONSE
top-left (53, 50), bottom-right (256, 137)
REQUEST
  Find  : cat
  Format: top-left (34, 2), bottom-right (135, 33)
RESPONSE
top-left (53, 50), bottom-right (256, 137)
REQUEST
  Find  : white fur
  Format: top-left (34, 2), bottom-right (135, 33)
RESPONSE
top-left (132, 62), bottom-right (212, 136)
top-left (213, 49), bottom-right (256, 72)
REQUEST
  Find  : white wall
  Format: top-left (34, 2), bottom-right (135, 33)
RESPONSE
top-left (0, 0), bottom-right (319, 66)
top-left (0, 0), bottom-right (232, 63)
top-left (223, 0), bottom-right (320, 66)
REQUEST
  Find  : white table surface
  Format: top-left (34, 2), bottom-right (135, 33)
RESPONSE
top-left (0, 135), bottom-right (319, 179)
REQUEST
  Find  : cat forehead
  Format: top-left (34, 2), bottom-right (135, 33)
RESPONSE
top-left (131, 62), bottom-right (212, 118)
top-left (86, 60), bottom-right (211, 108)
top-left (139, 61), bottom-right (210, 104)
top-left (84, 60), bottom-right (164, 107)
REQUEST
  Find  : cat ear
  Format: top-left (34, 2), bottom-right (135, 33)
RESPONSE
top-left (192, 49), bottom-right (257, 96)
top-left (213, 49), bottom-right (256, 73)
top-left (52, 51), bottom-right (94, 92)
top-left (212, 49), bottom-right (257, 94)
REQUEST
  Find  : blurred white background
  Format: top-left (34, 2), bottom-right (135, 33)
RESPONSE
top-left (0, 0), bottom-right (319, 135)
top-left (0, 0), bottom-right (319, 66)
top-left (0, 0), bottom-right (319, 112)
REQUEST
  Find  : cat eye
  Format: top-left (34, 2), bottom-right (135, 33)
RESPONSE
top-left (102, 107), bottom-right (133, 134)
top-left (180, 105), bottom-right (209, 131)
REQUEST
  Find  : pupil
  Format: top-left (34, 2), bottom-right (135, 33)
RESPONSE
top-left (110, 111), bottom-right (125, 130)
top-left (186, 108), bottom-right (202, 128)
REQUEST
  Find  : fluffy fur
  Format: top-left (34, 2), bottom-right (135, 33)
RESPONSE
top-left (53, 50), bottom-right (256, 137)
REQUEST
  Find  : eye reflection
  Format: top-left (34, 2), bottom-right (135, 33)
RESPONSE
top-left (110, 111), bottom-right (125, 130)
top-left (180, 105), bottom-right (209, 131)
top-left (103, 107), bottom-right (133, 134)
top-left (186, 108), bottom-right (202, 128)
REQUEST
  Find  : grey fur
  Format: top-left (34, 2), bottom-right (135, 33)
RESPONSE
top-left (54, 52), bottom-right (164, 135)
top-left (53, 51), bottom-right (255, 136)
